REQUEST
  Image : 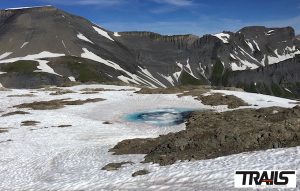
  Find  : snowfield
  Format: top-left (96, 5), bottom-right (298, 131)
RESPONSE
top-left (0, 84), bottom-right (299, 191)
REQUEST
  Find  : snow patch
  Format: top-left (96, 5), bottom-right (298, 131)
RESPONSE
top-left (61, 40), bottom-right (67, 49)
top-left (268, 47), bottom-right (300, 65)
top-left (185, 59), bottom-right (198, 79)
top-left (245, 40), bottom-right (254, 52)
top-left (68, 76), bottom-right (76, 82)
top-left (20, 42), bottom-right (29, 49)
top-left (81, 48), bottom-right (156, 87)
top-left (173, 62), bottom-right (184, 82)
top-left (159, 73), bottom-right (175, 86)
top-left (34, 60), bottom-right (62, 76)
top-left (0, 52), bottom-right (13, 60)
top-left (284, 88), bottom-right (292, 94)
top-left (77, 33), bottom-right (94, 44)
top-left (93, 26), bottom-right (114, 41)
top-left (211, 90), bottom-right (297, 109)
top-left (266, 30), bottom-right (275, 35)
top-left (138, 67), bottom-right (166, 88)
top-left (0, 52), bottom-right (65, 76)
top-left (0, 51), bottom-right (65, 63)
top-left (213, 33), bottom-right (230, 43)
top-left (114, 32), bottom-right (121, 37)
top-left (261, 54), bottom-right (266, 66)
top-left (253, 40), bottom-right (260, 51)
top-left (230, 53), bottom-right (258, 71)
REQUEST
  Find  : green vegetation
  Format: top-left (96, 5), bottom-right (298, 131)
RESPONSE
top-left (243, 82), bottom-right (295, 99)
top-left (0, 60), bottom-right (38, 73)
top-left (221, 69), bottom-right (233, 87)
top-left (210, 60), bottom-right (224, 85)
top-left (244, 82), bottom-right (257, 93)
top-left (180, 70), bottom-right (205, 86)
top-left (57, 56), bottom-right (106, 83)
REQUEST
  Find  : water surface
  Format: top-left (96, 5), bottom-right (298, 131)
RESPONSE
top-left (125, 108), bottom-right (195, 126)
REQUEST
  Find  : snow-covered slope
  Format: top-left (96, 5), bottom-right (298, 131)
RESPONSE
top-left (0, 85), bottom-right (299, 190)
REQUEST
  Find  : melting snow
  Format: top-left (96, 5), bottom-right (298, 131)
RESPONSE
top-left (210, 90), bottom-right (297, 109)
top-left (173, 62), bottom-right (184, 82)
top-left (34, 60), bottom-right (62, 76)
top-left (77, 33), bottom-right (94, 44)
top-left (0, 51), bottom-right (65, 63)
top-left (81, 48), bottom-right (156, 87)
top-left (0, 52), bottom-right (65, 76)
top-left (20, 42), bottom-right (29, 49)
top-left (268, 47), bottom-right (300, 65)
top-left (117, 75), bottom-right (139, 85)
top-left (230, 53), bottom-right (258, 71)
top-left (68, 76), bottom-right (76, 82)
top-left (93, 26), bottom-right (114, 41)
top-left (114, 32), bottom-right (121, 37)
top-left (185, 59), bottom-right (198, 79)
top-left (138, 66), bottom-right (166, 88)
top-left (266, 30), bottom-right (275, 35)
top-left (245, 40), bottom-right (255, 52)
top-left (0, 85), bottom-right (299, 190)
top-left (284, 88), bottom-right (293, 93)
top-left (213, 33), bottom-right (230, 43)
top-left (0, 52), bottom-right (13, 60)
top-left (159, 73), bottom-right (175, 86)
top-left (253, 40), bottom-right (260, 51)
top-left (61, 40), bottom-right (67, 49)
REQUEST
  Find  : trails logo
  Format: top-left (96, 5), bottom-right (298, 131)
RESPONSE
top-left (235, 170), bottom-right (296, 188)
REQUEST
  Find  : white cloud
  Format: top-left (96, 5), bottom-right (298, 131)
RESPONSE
top-left (152, 0), bottom-right (194, 6)
top-left (40, 0), bottom-right (123, 6)
top-left (40, 0), bottom-right (195, 7)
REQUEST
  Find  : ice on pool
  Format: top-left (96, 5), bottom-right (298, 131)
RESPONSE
top-left (125, 108), bottom-right (195, 126)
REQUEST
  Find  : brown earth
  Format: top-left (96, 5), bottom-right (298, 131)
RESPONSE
top-left (0, 128), bottom-right (8, 133)
top-left (7, 94), bottom-right (36, 97)
top-left (15, 98), bottom-right (104, 110)
top-left (101, 161), bottom-right (134, 171)
top-left (2, 111), bottom-right (30, 117)
top-left (199, 93), bottom-right (249, 109)
top-left (138, 86), bottom-right (248, 109)
top-left (110, 106), bottom-right (300, 165)
top-left (49, 89), bottom-right (75, 95)
top-left (21, 120), bottom-right (40, 126)
top-left (57, 125), bottom-right (72, 128)
top-left (132, 169), bottom-right (150, 177)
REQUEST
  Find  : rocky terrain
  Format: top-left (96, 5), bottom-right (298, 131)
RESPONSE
top-left (0, 6), bottom-right (300, 99)
top-left (0, 5), bottom-right (300, 191)
top-left (111, 105), bottom-right (300, 165)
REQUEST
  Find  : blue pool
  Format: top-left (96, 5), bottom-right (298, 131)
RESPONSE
top-left (125, 108), bottom-right (195, 126)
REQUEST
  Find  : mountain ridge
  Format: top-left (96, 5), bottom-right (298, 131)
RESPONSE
top-left (0, 6), bottom-right (300, 98)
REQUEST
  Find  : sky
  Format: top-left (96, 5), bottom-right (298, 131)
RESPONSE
top-left (0, 0), bottom-right (300, 36)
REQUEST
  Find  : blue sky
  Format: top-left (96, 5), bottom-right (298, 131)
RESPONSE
top-left (1, 0), bottom-right (300, 36)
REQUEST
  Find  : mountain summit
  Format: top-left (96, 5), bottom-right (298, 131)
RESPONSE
top-left (0, 6), bottom-right (300, 97)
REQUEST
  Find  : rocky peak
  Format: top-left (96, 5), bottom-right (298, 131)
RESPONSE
top-left (238, 26), bottom-right (295, 40)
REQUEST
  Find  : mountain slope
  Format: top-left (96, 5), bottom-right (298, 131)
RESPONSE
top-left (225, 55), bottom-right (300, 98)
top-left (0, 6), bottom-right (300, 95)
